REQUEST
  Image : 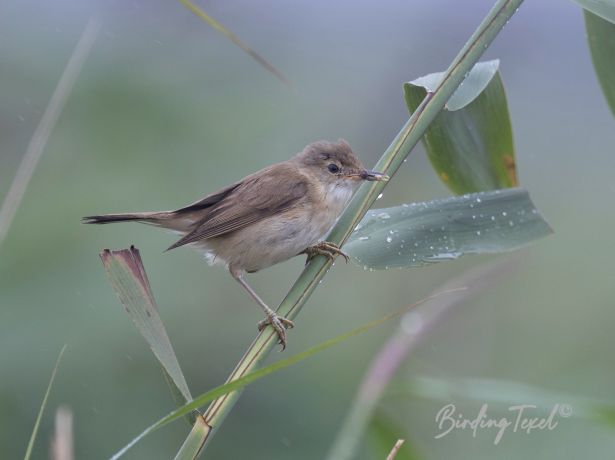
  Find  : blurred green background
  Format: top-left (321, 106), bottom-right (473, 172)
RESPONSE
top-left (2, 0), bottom-right (614, 458)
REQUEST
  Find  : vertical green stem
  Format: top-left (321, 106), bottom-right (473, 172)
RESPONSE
top-left (197, 0), bottom-right (524, 452)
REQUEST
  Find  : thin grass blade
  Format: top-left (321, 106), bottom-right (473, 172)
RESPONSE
top-left (405, 60), bottom-right (516, 194)
top-left (100, 247), bottom-right (192, 405)
top-left (179, 0), bottom-right (289, 86)
top-left (23, 345), bottom-right (67, 460)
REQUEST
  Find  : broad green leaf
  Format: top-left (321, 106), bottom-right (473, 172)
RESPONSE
top-left (24, 345), bottom-right (67, 460)
top-left (572, 0), bottom-right (615, 23)
top-left (173, 415), bottom-right (210, 460)
top-left (409, 60), bottom-right (500, 111)
top-left (585, 10), bottom-right (615, 116)
top-left (404, 60), bottom-right (517, 194)
top-left (346, 188), bottom-right (552, 269)
top-left (100, 247), bottom-right (192, 406)
top-left (109, 290), bottom-right (460, 459)
top-left (368, 412), bottom-right (419, 460)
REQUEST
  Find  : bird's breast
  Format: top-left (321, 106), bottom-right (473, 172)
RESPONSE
top-left (322, 183), bottom-right (354, 219)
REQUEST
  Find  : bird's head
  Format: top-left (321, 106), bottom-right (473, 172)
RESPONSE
top-left (294, 139), bottom-right (388, 192)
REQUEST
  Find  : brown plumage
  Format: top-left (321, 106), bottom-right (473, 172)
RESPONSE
top-left (167, 166), bottom-right (309, 250)
top-left (84, 139), bottom-right (387, 348)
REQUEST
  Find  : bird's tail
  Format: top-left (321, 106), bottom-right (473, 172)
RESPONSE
top-left (82, 211), bottom-right (170, 226)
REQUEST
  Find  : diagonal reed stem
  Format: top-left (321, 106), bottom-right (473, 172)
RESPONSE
top-left (196, 0), bottom-right (525, 453)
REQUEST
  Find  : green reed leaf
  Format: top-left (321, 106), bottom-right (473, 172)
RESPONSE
top-left (585, 10), bottom-right (615, 116)
top-left (346, 188), bottom-right (551, 269)
top-left (572, 0), bottom-right (615, 24)
top-left (405, 60), bottom-right (517, 194)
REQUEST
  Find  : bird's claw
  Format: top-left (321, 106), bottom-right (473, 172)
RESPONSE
top-left (303, 241), bottom-right (349, 265)
top-left (258, 313), bottom-right (294, 350)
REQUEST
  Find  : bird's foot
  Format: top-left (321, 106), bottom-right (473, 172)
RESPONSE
top-left (303, 241), bottom-right (349, 264)
top-left (257, 313), bottom-right (294, 350)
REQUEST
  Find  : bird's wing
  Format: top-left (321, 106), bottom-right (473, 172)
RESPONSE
top-left (173, 181), bottom-right (242, 214)
top-left (167, 167), bottom-right (309, 250)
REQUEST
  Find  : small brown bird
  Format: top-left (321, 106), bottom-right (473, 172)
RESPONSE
top-left (84, 140), bottom-right (387, 348)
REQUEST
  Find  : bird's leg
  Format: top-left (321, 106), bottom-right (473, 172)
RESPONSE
top-left (302, 241), bottom-right (349, 265)
top-left (230, 268), bottom-right (294, 350)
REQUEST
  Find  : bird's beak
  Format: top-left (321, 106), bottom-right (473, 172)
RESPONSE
top-left (354, 169), bottom-right (389, 181)
top-left (342, 169), bottom-right (389, 181)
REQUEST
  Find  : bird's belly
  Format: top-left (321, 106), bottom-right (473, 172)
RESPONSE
top-left (197, 210), bottom-right (336, 272)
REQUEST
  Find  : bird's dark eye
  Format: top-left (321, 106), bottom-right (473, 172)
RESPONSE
top-left (328, 163), bottom-right (340, 174)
